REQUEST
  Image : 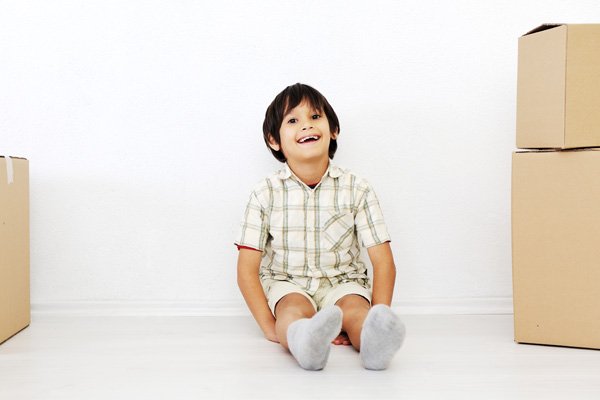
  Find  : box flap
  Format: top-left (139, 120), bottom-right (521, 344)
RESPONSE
top-left (514, 148), bottom-right (600, 154)
top-left (522, 24), bottom-right (564, 36)
top-left (0, 156), bottom-right (27, 160)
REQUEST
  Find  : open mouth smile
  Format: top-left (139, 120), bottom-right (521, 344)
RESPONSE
top-left (297, 135), bottom-right (321, 144)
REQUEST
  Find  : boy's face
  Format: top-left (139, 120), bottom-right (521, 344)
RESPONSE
top-left (268, 100), bottom-right (338, 165)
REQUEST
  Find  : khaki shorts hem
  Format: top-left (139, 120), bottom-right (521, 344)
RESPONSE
top-left (262, 279), bottom-right (371, 318)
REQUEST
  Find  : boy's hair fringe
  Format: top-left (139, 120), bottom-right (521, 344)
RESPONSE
top-left (262, 83), bottom-right (340, 163)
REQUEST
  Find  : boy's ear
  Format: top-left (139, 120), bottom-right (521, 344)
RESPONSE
top-left (331, 129), bottom-right (339, 140)
top-left (267, 134), bottom-right (281, 151)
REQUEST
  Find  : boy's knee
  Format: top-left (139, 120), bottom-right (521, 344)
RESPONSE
top-left (275, 293), bottom-right (315, 318)
top-left (335, 294), bottom-right (370, 312)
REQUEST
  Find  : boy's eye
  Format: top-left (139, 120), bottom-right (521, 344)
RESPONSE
top-left (288, 118), bottom-right (297, 124)
top-left (312, 114), bottom-right (321, 119)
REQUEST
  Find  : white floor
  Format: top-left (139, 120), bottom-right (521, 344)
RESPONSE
top-left (1, 314), bottom-right (599, 400)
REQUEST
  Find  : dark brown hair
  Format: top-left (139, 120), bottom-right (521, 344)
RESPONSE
top-left (262, 83), bottom-right (340, 163)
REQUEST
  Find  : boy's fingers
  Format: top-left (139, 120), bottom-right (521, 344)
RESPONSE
top-left (332, 333), bottom-right (352, 345)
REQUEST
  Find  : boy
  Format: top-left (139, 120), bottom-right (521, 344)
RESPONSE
top-left (235, 83), bottom-right (405, 371)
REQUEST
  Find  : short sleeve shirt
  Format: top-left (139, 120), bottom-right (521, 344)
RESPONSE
top-left (234, 163), bottom-right (391, 296)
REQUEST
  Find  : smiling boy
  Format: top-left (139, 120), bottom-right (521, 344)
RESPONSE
top-left (235, 83), bottom-right (405, 370)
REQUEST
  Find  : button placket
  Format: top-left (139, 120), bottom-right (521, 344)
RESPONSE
top-left (300, 182), bottom-right (324, 278)
top-left (303, 188), bottom-right (316, 272)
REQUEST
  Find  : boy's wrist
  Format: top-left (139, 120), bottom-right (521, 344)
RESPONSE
top-left (262, 323), bottom-right (279, 343)
top-left (259, 317), bottom-right (277, 338)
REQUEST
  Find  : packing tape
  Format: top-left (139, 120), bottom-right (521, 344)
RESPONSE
top-left (5, 156), bottom-right (14, 184)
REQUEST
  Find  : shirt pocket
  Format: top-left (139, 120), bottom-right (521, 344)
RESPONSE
top-left (320, 211), bottom-right (355, 251)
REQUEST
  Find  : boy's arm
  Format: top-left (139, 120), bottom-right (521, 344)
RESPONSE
top-left (237, 248), bottom-right (278, 342)
top-left (367, 241), bottom-right (396, 306)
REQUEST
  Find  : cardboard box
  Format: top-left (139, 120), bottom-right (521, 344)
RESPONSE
top-left (0, 156), bottom-right (30, 344)
top-left (516, 24), bottom-right (600, 149)
top-left (512, 149), bottom-right (600, 349)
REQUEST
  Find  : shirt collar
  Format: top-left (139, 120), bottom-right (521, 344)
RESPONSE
top-left (278, 162), bottom-right (343, 181)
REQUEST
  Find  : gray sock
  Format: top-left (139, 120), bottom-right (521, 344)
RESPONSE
top-left (360, 304), bottom-right (406, 370)
top-left (287, 306), bottom-right (343, 371)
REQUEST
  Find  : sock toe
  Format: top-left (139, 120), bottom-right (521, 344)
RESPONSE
top-left (287, 306), bottom-right (343, 370)
top-left (360, 305), bottom-right (406, 370)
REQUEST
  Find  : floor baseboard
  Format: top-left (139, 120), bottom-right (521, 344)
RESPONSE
top-left (31, 297), bottom-right (513, 316)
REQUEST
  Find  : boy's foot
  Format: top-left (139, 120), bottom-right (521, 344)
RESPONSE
top-left (287, 306), bottom-right (343, 371)
top-left (360, 304), bottom-right (406, 370)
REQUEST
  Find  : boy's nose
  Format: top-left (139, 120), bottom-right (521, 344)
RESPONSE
top-left (302, 125), bottom-right (313, 131)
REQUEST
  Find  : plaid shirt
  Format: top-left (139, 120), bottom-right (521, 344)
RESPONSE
top-left (235, 163), bottom-right (391, 295)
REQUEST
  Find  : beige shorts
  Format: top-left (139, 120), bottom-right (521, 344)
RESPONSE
top-left (261, 278), bottom-right (371, 317)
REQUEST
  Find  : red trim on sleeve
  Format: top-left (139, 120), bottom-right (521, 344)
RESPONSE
top-left (236, 245), bottom-right (262, 252)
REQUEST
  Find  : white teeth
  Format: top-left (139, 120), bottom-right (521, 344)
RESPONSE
top-left (298, 136), bottom-right (319, 143)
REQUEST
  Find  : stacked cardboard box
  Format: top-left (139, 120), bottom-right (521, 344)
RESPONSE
top-left (512, 24), bottom-right (600, 349)
top-left (0, 156), bottom-right (30, 345)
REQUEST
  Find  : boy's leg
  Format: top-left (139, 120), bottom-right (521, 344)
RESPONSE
top-left (274, 293), bottom-right (316, 350)
top-left (334, 294), bottom-right (370, 351)
top-left (275, 294), bottom-right (343, 370)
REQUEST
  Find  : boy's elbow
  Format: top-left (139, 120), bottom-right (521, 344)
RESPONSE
top-left (384, 262), bottom-right (396, 275)
top-left (237, 264), bottom-right (258, 288)
top-left (374, 261), bottom-right (396, 278)
top-left (237, 267), bottom-right (248, 288)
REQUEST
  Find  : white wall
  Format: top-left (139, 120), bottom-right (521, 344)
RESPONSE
top-left (2, 0), bottom-right (599, 313)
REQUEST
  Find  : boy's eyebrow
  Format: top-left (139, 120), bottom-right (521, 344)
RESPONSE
top-left (283, 104), bottom-right (322, 118)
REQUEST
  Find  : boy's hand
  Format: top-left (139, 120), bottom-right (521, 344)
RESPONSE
top-left (332, 331), bottom-right (351, 346)
top-left (264, 328), bottom-right (279, 343)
